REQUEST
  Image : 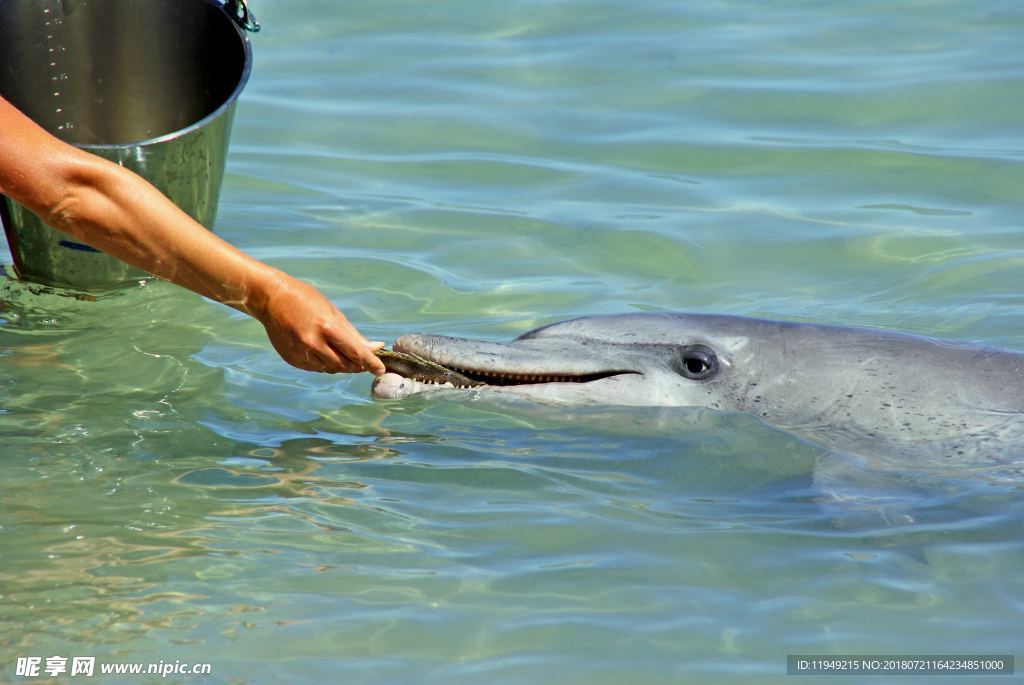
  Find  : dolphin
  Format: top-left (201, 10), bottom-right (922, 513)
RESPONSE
top-left (372, 312), bottom-right (1024, 469)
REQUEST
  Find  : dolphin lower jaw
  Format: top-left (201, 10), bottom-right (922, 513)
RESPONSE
top-left (370, 370), bottom-right (648, 403)
top-left (378, 364), bottom-right (641, 394)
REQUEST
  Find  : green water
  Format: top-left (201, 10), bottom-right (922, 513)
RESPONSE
top-left (2, 1), bottom-right (1023, 683)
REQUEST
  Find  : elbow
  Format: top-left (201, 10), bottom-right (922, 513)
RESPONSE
top-left (36, 154), bottom-right (118, 240)
top-left (41, 187), bottom-right (85, 236)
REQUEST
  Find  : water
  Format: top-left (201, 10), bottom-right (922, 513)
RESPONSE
top-left (2, 1), bottom-right (1023, 683)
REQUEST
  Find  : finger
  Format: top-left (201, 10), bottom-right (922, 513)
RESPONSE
top-left (358, 345), bottom-right (387, 376)
top-left (291, 353), bottom-right (337, 373)
top-left (313, 349), bottom-right (344, 373)
top-left (329, 343), bottom-right (385, 375)
top-left (308, 343), bottom-right (358, 374)
top-left (324, 328), bottom-right (388, 375)
top-left (353, 338), bottom-right (387, 374)
top-left (314, 336), bottom-right (382, 375)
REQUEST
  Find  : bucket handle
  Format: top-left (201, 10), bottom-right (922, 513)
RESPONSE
top-left (224, 0), bottom-right (260, 32)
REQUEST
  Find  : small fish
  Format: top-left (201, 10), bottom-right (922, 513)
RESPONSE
top-left (374, 349), bottom-right (484, 388)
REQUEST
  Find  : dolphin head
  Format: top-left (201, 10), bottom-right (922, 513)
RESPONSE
top-left (371, 312), bottom-right (1024, 472)
top-left (371, 313), bottom-right (760, 407)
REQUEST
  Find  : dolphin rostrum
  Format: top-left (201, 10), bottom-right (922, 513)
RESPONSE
top-left (372, 312), bottom-right (1024, 466)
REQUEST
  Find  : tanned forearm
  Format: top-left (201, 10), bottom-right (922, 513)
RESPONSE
top-left (0, 96), bottom-right (385, 375)
top-left (41, 152), bottom-right (280, 318)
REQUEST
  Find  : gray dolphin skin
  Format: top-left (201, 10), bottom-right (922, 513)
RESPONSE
top-left (372, 312), bottom-right (1024, 464)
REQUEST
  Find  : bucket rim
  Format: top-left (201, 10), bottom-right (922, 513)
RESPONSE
top-left (77, 5), bottom-right (253, 151)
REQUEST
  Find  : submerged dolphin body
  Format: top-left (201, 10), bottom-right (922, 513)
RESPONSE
top-left (373, 313), bottom-right (1024, 467)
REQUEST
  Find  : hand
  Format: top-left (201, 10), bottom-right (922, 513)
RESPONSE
top-left (0, 94), bottom-right (386, 374)
top-left (254, 274), bottom-right (386, 375)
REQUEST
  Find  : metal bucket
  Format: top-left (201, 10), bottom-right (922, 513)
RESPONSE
top-left (0, 0), bottom-right (259, 289)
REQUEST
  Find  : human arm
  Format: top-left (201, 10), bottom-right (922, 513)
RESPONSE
top-left (0, 96), bottom-right (385, 375)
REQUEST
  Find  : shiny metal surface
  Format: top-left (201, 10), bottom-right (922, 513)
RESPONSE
top-left (0, 0), bottom-right (253, 289)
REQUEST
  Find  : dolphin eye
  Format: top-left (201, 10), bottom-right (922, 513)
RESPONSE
top-left (676, 344), bottom-right (719, 380)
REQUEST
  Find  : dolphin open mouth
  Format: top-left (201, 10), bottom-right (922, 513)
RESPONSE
top-left (452, 368), bottom-right (628, 386)
top-left (407, 362), bottom-right (631, 387)
top-left (375, 334), bottom-right (639, 390)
